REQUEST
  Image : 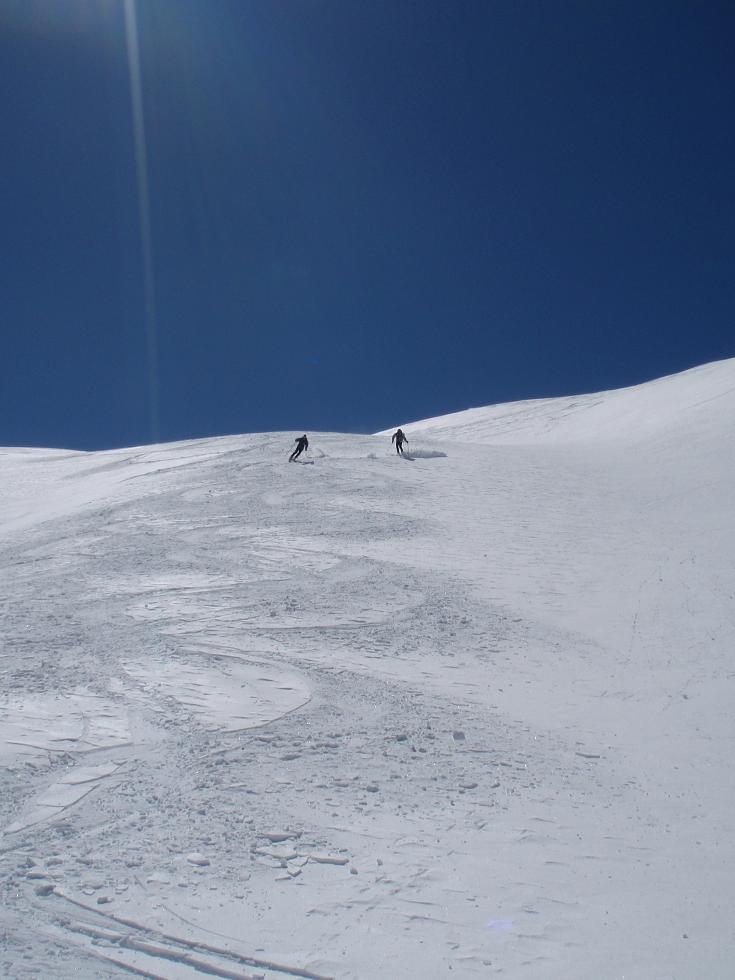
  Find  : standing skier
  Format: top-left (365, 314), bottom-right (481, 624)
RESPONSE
top-left (391, 429), bottom-right (408, 455)
top-left (289, 434), bottom-right (309, 462)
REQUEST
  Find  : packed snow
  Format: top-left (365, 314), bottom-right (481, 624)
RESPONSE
top-left (1, 358), bottom-right (734, 979)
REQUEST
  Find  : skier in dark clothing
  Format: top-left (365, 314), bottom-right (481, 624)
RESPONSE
top-left (391, 429), bottom-right (408, 455)
top-left (289, 434), bottom-right (309, 461)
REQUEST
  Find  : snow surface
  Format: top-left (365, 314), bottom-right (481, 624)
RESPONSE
top-left (1, 358), bottom-right (734, 979)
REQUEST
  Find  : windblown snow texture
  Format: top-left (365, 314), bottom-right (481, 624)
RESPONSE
top-left (1, 358), bottom-right (734, 978)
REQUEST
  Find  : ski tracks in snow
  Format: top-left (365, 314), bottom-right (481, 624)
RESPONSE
top-left (0, 436), bottom-right (589, 977)
top-left (2, 426), bottom-right (732, 977)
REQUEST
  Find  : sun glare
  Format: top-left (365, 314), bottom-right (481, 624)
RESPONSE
top-left (123, 0), bottom-right (161, 442)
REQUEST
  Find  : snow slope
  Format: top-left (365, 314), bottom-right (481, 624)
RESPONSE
top-left (383, 357), bottom-right (735, 446)
top-left (1, 359), bottom-right (734, 979)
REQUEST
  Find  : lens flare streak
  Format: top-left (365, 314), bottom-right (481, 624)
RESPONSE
top-left (123, 0), bottom-right (160, 442)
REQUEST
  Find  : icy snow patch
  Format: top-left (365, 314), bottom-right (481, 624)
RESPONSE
top-left (0, 690), bottom-right (131, 764)
top-left (4, 763), bottom-right (122, 835)
top-left (121, 655), bottom-right (309, 731)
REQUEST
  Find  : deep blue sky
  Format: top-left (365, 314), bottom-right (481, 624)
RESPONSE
top-left (2, 0), bottom-right (733, 450)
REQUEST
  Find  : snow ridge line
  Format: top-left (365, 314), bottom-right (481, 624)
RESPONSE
top-left (50, 889), bottom-right (334, 980)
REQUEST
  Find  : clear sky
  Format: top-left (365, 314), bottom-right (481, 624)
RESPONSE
top-left (2, 0), bottom-right (733, 450)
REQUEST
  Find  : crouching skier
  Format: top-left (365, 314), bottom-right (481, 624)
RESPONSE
top-left (289, 434), bottom-right (309, 461)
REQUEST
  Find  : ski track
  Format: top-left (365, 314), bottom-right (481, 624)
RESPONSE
top-left (1, 361), bottom-right (735, 978)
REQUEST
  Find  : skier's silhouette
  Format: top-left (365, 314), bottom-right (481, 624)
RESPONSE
top-left (391, 429), bottom-right (408, 455)
top-left (289, 434), bottom-right (309, 462)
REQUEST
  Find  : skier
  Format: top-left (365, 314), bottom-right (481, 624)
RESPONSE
top-left (289, 434), bottom-right (309, 462)
top-left (391, 428), bottom-right (408, 455)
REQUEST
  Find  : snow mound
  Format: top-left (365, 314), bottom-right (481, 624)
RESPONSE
top-left (403, 448), bottom-right (448, 459)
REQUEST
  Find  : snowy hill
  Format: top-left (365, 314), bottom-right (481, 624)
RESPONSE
top-left (383, 356), bottom-right (735, 446)
top-left (1, 359), bottom-right (734, 979)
